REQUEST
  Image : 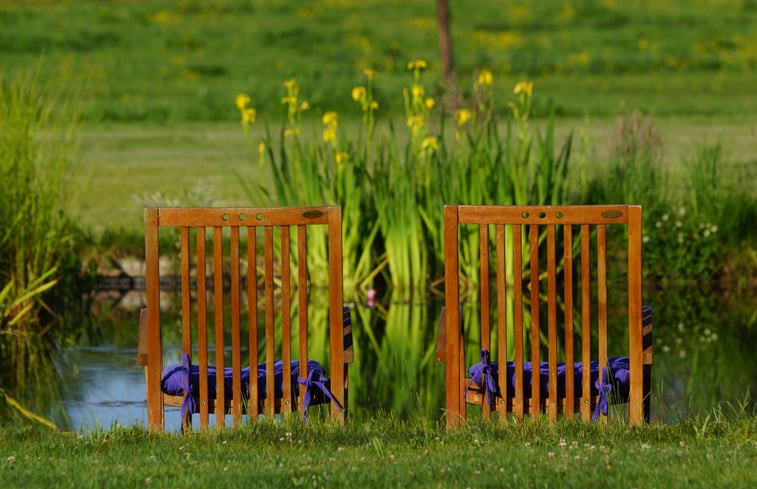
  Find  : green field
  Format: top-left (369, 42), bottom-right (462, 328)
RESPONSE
top-left (2, 0), bottom-right (755, 122)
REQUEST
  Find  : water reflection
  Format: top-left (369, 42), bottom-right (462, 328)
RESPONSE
top-left (60, 286), bottom-right (754, 431)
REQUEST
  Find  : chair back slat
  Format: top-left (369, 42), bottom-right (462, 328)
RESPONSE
top-left (180, 228), bottom-right (192, 356)
top-left (441, 204), bottom-right (647, 427)
top-left (230, 227), bottom-right (243, 424)
top-left (495, 225), bottom-right (508, 420)
top-left (280, 226), bottom-right (292, 415)
top-left (596, 225), bottom-right (609, 423)
top-left (213, 226), bottom-right (225, 428)
top-left (196, 227), bottom-right (209, 426)
top-left (580, 224), bottom-right (592, 421)
top-left (327, 208), bottom-right (346, 418)
top-left (297, 225), bottom-right (309, 417)
top-left (512, 223), bottom-right (525, 420)
top-left (528, 224), bottom-right (541, 417)
top-left (562, 225), bottom-right (575, 418)
top-left (546, 224), bottom-right (558, 421)
top-left (263, 226), bottom-right (275, 418)
top-left (245, 227), bottom-right (259, 419)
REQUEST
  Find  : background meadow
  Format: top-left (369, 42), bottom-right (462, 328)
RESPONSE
top-left (0, 0), bottom-right (755, 432)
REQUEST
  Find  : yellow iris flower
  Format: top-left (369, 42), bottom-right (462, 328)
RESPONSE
top-left (322, 111), bottom-right (338, 127)
top-left (352, 86), bottom-right (367, 102)
top-left (477, 69), bottom-right (493, 86)
top-left (407, 59), bottom-right (428, 71)
top-left (235, 94), bottom-right (250, 110)
top-left (241, 107), bottom-right (256, 125)
top-left (335, 151), bottom-right (349, 164)
top-left (425, 97), bottom-right (435, 109)
top-left (421, 136), bottom-right (439, 151)
top-left (412, 85), bottom-right (425, 98)
top-left (513, 81), bottom-right (533, 96)
top-left (455, 108), bottom-right (472, 126)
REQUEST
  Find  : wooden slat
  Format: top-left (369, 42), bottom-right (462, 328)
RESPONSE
top-left (213, 226), bottom-right (225, 428)
top-left (230, 227), bottom-right (242, 424)
top-left (529, 224), bottom-right (540, 418)
top-left (158, 206), bottom-right (333, 227)
top-left (327, 206), bottom-right (345, 419)
top-left (264, 226), bottom-right (275, 418)
top-left (495, 224), bottom-right (508, 420)
top-left (280, 226), bottom-right (292, 416)
top-left (597, 224), bottom-right (608, 423)
top-left (563, 224), bottom-right (575, 418)
top-left (197, 227), bottom-right (209, 428)
top-left (628, 205), bottom-right (644, 424)
top-left (444, 206), bottom-right (462, 427)
top-left (580, 224), bottom-right (591, 422)
top-left (547, 224), bottom-right (558, 422)
top-left (479, 224), bottom-right (491, 420)
top-left (457, 205), bottom-right (630, 225)
top-left (144, 208), bottom-right (163, 431)
top-left (180, 227), bottom-right (192, 357)
top-left (297, 225), bottom-right (309, 417)
top-left (246, 227), bottom-right (258, 420)
top-left (512, 224), bottom-right (524, 421)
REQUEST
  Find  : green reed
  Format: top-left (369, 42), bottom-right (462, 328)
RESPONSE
top-left (237, 65), bottom-right (575, 290)
top-left (0, 66), bottom-right (82, 416)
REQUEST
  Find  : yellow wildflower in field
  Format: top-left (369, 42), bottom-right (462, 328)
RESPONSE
top-left (369, 100), bottom-right (379, 110)
top-left (477, 69), bottom-right (493, 86)
top-left (514, 81), bottom-right (533, 96)
top-left (322, 111), bottom-right (338, 127)
top-left (241, 108), bottom-right (256, 125)
top-left (283, 79), bottom-right (298, 90)
top-left (421, 136), bottom-right (439, 151)
top-left (323, 127), bottom-right (337, 143)
top-left (235, 94), bottom-right (250, 110)
top-left (300, 101), bottom-right (310, 111)
top-left (407, 115), bottom-right (423, 132)
top-left (258, 141), bottom-right (266, 153)
top-left (283, 128), bottom-right (295, 138)
top-left (412, 85), bottom-right (425, 98)
top-left (455, 108), bottom-right (472, 126)
top-left (335, 151), bottom-right (349, 164)
top-left (424, 97), bottom-right (435, 109)
top-left (363, 68), bottom-right (375, 80)
top-left (281, 95), bottom-right (296, 106)
top-left (352, 86), bottom-right (367, 102)
top-left (407, 59), bottom-right (427, 71)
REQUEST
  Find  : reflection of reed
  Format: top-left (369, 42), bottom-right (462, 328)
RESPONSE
top-left (350, 293), bottom-right (444, 419)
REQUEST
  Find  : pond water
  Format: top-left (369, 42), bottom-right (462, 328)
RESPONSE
top-left (57, 286), bottom-right (755, 432)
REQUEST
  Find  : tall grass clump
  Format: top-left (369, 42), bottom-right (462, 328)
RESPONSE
top-left (0, 67), bottom-right (81, 421)
top-left (237, 63), bottom-right (573, 291)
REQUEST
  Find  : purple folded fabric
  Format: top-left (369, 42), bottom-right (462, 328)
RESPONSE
top-left (160, 354), bottom-right (340, 420)
top-left (466, 349), bottom-right (630, 421)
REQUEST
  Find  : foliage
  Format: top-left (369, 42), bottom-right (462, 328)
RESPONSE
top-left (0, 66), bottom-right (82, 416)
top-left (237, 66), bottom-right (573, 289)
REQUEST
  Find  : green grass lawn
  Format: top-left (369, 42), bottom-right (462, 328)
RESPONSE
top-left (1, 414), bottom-right (755, 488)
top-left (71, 115), bottom-right (757, 236)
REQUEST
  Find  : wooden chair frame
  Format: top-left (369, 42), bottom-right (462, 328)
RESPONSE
top-left (138, 206), bottom-right (351, 432)
top-left (438, 205), bottom-right (652, 427)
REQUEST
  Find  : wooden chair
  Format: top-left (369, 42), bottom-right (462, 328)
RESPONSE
top-left (137, 206), bottom-right (352, 432)
top-left (437, 205), bottom-right (652, 427)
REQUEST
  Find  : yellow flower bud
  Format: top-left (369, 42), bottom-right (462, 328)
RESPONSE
top-left (477, 69), bottom-right (493, 87)
top-left (241, 107), bottom-right (256, 125)
top-left (322, 111), bottom-right (338, 127)
top-left (425, 97), bottom-right (435, 109)
top-left (455, 109), bottom-right (472, 126)
top-left (352, 86), bottom-right (367, 102)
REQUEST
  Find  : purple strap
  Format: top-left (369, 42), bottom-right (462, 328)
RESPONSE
top-left (298, 368), bottom-right (343, 422)
top-left (592, 367), bottom-right (612, 422)
top-left (180, 353), bottom-right (197, 431)
top-left (465, 349), bottom-right (499, 407)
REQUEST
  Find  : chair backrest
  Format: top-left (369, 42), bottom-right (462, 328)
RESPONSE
top-left (142, 206), bottom-right (349, 431)
top-left (441, 204), bottom-right (645, 426)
